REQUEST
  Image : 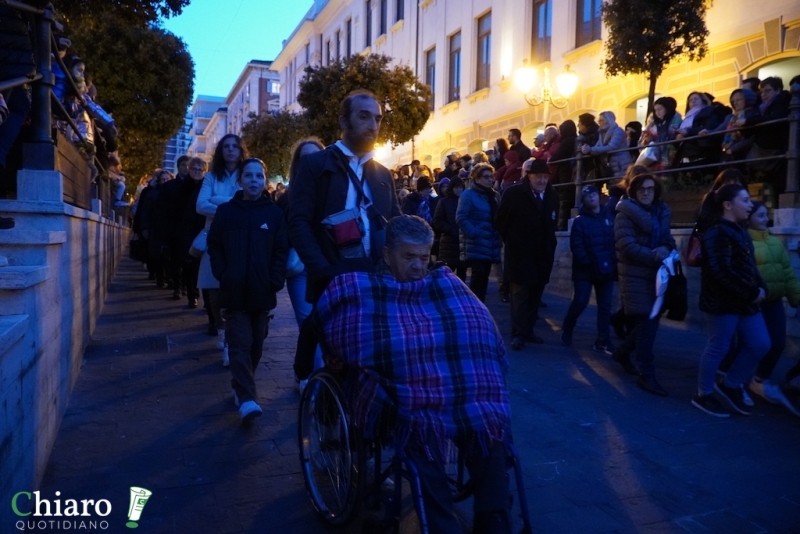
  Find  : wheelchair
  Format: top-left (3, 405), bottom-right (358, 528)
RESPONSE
top-left (297, 369), bottom-right (533, 533)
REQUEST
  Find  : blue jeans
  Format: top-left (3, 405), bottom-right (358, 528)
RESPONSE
top-left (756, 299), bottom-right (786, 380)
top-left (562, 279), bottom-right (614, 342)
top-left (287, 269), bottom-right (323, 371)
top-left (698, 312), bottom-right (770, 394)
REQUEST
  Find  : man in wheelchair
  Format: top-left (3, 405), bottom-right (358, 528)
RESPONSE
top-left (295, 215), bottom-right (514, 534)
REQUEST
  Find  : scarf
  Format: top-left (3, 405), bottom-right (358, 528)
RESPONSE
top-left (473, 182), bottom-right (498, 220)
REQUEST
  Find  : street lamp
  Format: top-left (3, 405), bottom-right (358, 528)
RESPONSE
top-left (513, 61), bottom-right (579, 109)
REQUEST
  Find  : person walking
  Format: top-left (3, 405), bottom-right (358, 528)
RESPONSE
top-left (495, 158), bottom-right (558, 349)
top-left (741, 201), bottom-right (799, 415)
top-left (197, 134), bottom-right (248, 366)
top-left (561, 185), bottom-right (616, 354)
top-left (288, 89), bottom-right (401, 303)
top-left (207, 158), bottom-right (288, 423)
top-left (693, 184), bottom-right (770, 417)
top-left (456, 163), bottom-right (502, 303)
top-left (612, 173), bottom-right (676, 397)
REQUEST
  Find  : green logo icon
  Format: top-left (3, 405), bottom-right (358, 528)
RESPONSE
top-left (125, 487), bottom-right (152, 528)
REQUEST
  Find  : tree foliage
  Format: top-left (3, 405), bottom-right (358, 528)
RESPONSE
top-left (241, 110), bottom-right (311, 180)
top-left (64, 16), bottom-right (194, 184)
top-left (297, 54), bottom-right (431, 146)
top-left (55, 0), bottom-right (188, 27)
top-left (602, 0), bottom-right (711, 113)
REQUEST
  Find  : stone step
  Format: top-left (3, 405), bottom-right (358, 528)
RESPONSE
top-left (0, 314), bottom-right (29, 355)
top-left (0, 230), bottom-right (66, 245)
top-left (0, 266), bottom-right (50, 290)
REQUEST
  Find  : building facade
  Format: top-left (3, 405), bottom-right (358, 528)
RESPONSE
top-left (225, 60), bottom-right (281, 137)
top-left (185, 95), bottom-right (226, 162)
top-left (272, 0), bottom-right (800, 170)
top-left (162, 111), bottom-right (193, 172)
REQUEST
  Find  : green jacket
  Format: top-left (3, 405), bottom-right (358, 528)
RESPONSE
top-left (749, 229), bottom-right (800, 307)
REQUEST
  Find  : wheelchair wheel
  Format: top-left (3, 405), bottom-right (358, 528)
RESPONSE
top-left (298, 370), bottom-right (366, 526)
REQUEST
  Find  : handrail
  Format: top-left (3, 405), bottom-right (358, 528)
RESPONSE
top-left (51, 33), bottom-right (88, 103)
top-left (0, 0), bottom-right (46, 16)
top-left (51, 92), bottom-right (88, 146)
top-left (0, 74), bottom-right (42, 93)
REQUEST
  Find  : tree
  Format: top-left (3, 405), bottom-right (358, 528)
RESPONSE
top-left (66, 18), bottom-right (194, 185)
top-left (297, 54), bottom-right (431, 147)
top-left (54, 0), bottom-right (189, 27)
top-left (241, 110), bottom-right (311, 180)
top-left (602, 0), bottom-right (710, 115)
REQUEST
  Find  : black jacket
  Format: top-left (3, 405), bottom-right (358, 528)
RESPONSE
top-left (699, 218), bottom-right (765, 316)
top-left (432, 196), bottom-right (460, 266)
top-left (177, 178), bottom-right (206, 260)
top-left (288, 144), bottom-right (401, 302)
top-left (752, 90), bottom-right (791, 151)
top-left (208, 191), bottom-right (288, 312)
top-left (510, 141), bottom-right (532, 164)
top-left (401, 191), bottom-right (439, 222)
top-left (570, 204), bottom-right (616, 282)
top-left (495, 182), bottom-right (559, 285)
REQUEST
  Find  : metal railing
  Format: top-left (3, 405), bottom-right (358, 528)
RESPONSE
top-left (543, 86), bottom-right (800, 213)
top-left (1, 0), bottom-right (113, 214)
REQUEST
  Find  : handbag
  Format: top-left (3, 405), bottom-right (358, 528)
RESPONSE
top-left (662, 261), bottom-right (688, 321)
top-left (286, 247), bottom-right (305, 278)
top-left (684, 228), bottom-right (702, 267)
top-left (593, 157), bottom-right (614, 178)
top-left (188, 229), bottom-right (207, 258)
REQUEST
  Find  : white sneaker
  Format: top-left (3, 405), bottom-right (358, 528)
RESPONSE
top-left (217, 330), bottom-right (226, 350)
top-left (222, 345), bottom-right (229, 367)
top-left (239, 400), bottom-right (262, 422)
top-left (749, 378), bottom-right (778, 404)
top-left (231, 388), bottom-right (240, 407)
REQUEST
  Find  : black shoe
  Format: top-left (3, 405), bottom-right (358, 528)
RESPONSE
top-left (510, 337), bottom-right (524, 351)
top-left (691, 393), bottom-right (730, 417)
top-left (0, 216), bottom-right (15, 229)
top-left (207, 324), bottom-right (218, 336)
top-left (610, 312), bottom-right (627, 340)
top-left (525, 333), bottom-right (544, 344)
top-left (637, 374), bottom-right (668, 397)
top-left (500, 291), bottom-right (509, 303)
top-left (715, 378), bottom-right (752, 415)
top-left (612, 351), bottom-right (639, 375)
top-left (593, 340), bottom-right (615, 356)
top-left (188, 298), bottom-right (198, 309)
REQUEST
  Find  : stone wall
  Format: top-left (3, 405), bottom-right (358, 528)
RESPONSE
top-left (0, 169), bottom-right (129, 513)
top-left (546, 220), bottom-right (800, 349)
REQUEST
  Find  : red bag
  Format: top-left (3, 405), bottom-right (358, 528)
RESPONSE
top-left (684, 229), bottom-right (702, 267)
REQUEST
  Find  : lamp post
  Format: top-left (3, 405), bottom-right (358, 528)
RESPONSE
top-left (513, 61), bottom-right (579, 109)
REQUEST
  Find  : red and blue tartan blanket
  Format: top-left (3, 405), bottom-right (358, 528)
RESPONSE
top-left (315, 267), bottom-right (511, 457)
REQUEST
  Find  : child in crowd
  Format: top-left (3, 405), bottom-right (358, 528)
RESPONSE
top-left (745, 202), bottom-right (800, 416)
top-left (207, 158), bottom-right (288, 423)
top-left (561, 185), bottom-right (617, 355)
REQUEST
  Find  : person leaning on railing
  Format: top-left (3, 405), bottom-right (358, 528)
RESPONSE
top-left (637, 97), bottom-right (682, 170)
top-left (747, 76), bottom-right (792, 192)
top-left (698, 89), bottom-right (761, 163)
top-left (580, 111), bottom-right (632, 178)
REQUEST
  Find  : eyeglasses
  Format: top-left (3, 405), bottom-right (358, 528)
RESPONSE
top-left (638, 186), bottom-right (656, 193)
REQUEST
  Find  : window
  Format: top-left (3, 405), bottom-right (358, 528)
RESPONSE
top-left (346, 19), bottom-right (352, 57)
top-left (448, 31), bottom-right (461, 103)
top-left (576, 0), bottom-right (602, 47)
top-left (379, 0), bottom-right (388, 36)
top-left (476, 12), bottom-right (491, 91)
top-left (426, 47), bottom-right (436, 110)
top-left (326, 39), bottom-right (331, 65)
top-left (305, 43), bottom-right (310, 64)
top-left (396, 0), bottom-right (404, 22)
top-left (335, 30), bottom-right (341, 60)
top-left (531, 0), bottom-right (552, 64)
top-left (365, 1), bottom-right (373, 47)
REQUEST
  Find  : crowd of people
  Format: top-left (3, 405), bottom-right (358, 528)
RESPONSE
top-left (123, 84), bottom-right (800, 532)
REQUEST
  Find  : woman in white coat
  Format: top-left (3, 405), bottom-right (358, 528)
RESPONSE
top-left (196, 134), bottom-right (248, 366)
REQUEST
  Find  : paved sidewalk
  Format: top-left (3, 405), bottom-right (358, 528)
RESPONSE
top-left (36, 258), bottom-right (800, 533)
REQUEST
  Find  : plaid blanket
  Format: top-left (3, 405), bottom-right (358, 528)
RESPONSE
top-left (315, 267), bottom-right (511, 458)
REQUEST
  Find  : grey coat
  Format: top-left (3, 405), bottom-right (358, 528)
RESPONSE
top-left (614, 198), bottom-right (676, 316)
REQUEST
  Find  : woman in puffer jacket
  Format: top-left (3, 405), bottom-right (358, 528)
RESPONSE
top-left (612, 173), bottom-right (676, 397)
top-left (744, 201), bottom-right (800, 415)
top-left (693, 184), bottom-right (770, 418)
top-left (581, 111), bottom-right (632, 177)
top-left (456, 163), bottom-right (502, 302)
